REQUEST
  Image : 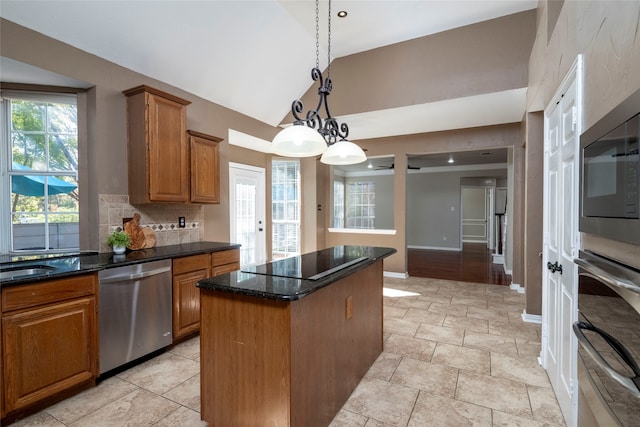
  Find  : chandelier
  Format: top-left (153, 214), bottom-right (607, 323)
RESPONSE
top-left (271, 0), bottom-right (367, 165)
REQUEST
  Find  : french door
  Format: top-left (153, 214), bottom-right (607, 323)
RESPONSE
top-left (229, 163), bottom-right (266, 267)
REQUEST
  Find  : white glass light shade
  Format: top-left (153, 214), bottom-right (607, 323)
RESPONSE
top-left (320, 140), bottom-right (367, 165)
top-left (271, 125), bottom-right (327, 157)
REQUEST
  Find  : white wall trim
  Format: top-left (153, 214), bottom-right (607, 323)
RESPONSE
top-left (384, 271), bottom-right (408, 279)
top-left (229, 162), bottom-right (265, 174)
top-left (492, 254), bottom-right (505, 264)
top-left (328, 228), bottom-right (397, 235)
top-left (409, 162), bottom-right (507, 174)
top-left (522, 311), bottom-right (542, 324)
top-left (504, 267), bottom-right (513, 275)
top-left (510, 283), bottom-right (525, 294)
top-left (407, 245), bottom-right (461, 251)
top-left (228, 129), bottom-right (271, 153)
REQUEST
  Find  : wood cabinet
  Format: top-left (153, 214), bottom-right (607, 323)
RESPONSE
top-left (188, 130), bottom-right (222, 204)
top-left (172, 249), bottom-right (240, 341)
top-left (123, 85), bottom-right (192, 204)
top-left (1, 274), bottom-right (98, 420)
top-left (172, 253), bottom-right (210, 340)
top-left (211, 249), bottom-right (240, 276)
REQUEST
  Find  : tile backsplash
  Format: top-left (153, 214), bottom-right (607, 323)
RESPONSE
top-left (99, 194), bottom-right (204, 253)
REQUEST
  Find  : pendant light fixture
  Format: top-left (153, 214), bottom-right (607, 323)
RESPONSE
top-left (271, 0), bottom-right (366, 165)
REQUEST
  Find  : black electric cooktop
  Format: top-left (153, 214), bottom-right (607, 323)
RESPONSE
top-left (242, 246), bottom-right (369, 280)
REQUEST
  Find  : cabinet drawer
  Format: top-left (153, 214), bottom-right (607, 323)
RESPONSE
top-left (211, 249), bottom-right (240, 267)
top-left (173, 254), bottom-right (210, 275)
top-left (211, 262), bottom-right (240, 277)
top-left (2, 274), bottom-right (97, 313)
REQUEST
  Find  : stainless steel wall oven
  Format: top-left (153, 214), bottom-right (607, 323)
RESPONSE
top-left (579, 88), bottom-right (640, 245)
top-left (574, 250), bottom-right (640, 426)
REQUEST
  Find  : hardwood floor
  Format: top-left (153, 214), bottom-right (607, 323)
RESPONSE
top-left (408, 243), bottom-right (511, 286)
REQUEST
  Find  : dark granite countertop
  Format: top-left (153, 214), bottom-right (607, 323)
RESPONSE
top-left (197, 245), bottom-right (396, 301)
top-left (0, 241), bottom-right (240, 288)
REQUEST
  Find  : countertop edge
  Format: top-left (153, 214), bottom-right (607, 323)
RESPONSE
top-left (197, 247), bottom-right (397, 301)
top-left (0, 242), bottom-right (241, 288)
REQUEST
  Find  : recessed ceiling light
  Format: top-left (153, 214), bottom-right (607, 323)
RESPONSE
top-left (367, 163), bottom-right (373, 169)
top-left (448, 157), bottom-right (454, 164)
top-left (337, 10), bottom-right (348, 18)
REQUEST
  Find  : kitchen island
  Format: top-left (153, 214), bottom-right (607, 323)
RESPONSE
top-left (197, 245), bottom-right (395, 427)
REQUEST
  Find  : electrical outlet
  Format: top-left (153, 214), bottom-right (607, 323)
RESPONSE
top-left (178, 217), bottom-right (186, 228)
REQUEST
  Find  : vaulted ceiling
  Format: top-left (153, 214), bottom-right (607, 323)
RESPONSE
top-left (0, 0), bottom-right (537, 141)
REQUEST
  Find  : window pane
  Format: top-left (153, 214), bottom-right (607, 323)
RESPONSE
top-left (47, 102), bottom-right (78, 134)
top-left (346, 180), bottom-right (375, 229)
top-left (272, 159), bottom-right (300, 259)
top-left (12, 133), bottom-right (47, 170)
top-left (48, 135), bottom-right (78, 171)
top-left (11, 100), bottom-right (45, 132)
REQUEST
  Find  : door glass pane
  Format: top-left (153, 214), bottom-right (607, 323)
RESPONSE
top-left (272, 159), bottom-right (300, 259)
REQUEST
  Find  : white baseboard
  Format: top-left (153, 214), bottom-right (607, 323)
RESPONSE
top-left (522, 310), bottom-right (542, 324)
top-left (407, 245), bottom-right (461, 251)
top-left (510, 283), bottom-right (525, 294)
top-left (504, 268), bottom-right (512, 275)
top-left (384, 271), bottom-right (408, 279)
top-left (492, 254), bottom-right (504, 264)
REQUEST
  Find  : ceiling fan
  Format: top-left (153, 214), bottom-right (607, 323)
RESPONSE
top-left (376, 163), bottom-right (420, 170)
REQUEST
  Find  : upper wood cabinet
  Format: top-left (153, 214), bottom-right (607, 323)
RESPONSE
top-left (188, 130), bottom-right (222, 204)
top-left (123, 85), bottom-right (192, 204)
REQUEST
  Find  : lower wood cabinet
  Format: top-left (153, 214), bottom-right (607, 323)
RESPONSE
top-left (172, 254), bottom-right (210, 340)
top-left (172, 249), bottom-right (240, 341)
top-left (1, 274), bottom-right (98, 421)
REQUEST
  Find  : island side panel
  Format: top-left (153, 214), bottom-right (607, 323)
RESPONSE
top-left (200, 291), bottom-right (291, 426)
top-left (289, 260), bottom-right (384, 427)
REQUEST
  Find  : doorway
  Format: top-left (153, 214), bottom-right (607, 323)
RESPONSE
top-left (229, 162), bottom-right (266, 267)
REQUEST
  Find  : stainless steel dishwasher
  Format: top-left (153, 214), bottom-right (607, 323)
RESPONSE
top-left (98, 259), bottom-right (172, 374)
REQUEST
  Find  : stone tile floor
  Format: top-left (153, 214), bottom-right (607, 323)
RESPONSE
top-left (11, 277), bottom-right (565, 426)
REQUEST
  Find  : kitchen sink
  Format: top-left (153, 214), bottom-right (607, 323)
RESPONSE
top-left (0, 265), bottom-right (57, 280)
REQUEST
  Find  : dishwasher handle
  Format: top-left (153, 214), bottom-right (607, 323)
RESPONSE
top-left (99, 265), bottom-right (171, 284)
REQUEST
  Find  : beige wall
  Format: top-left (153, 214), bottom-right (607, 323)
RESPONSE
top-left (527, 1), bottom-right (640, 274)
top-left (289, 10), bottom-right (536, 121)
top-left (523, 111), bottom-right (544, 315)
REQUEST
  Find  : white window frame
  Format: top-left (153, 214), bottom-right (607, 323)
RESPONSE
top-left (1, 91), bottom-right (79, 253)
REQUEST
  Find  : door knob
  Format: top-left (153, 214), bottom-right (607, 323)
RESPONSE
top-left (547, 261), bottom-right (563, 274)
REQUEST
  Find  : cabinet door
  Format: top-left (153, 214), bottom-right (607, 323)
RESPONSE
top-left (189, 131), bottom-right (221, 204)
top-left (2, 297), bottom-right (97, 414)
top-left (148, 93), bottom-right (189, 202)
top-left (173, 269), bottom-right (208, 339)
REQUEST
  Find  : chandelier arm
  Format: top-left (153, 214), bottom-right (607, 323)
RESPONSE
top-left (290, 99), bottom-right (306, 123)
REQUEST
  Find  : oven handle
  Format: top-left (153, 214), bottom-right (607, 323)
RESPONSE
top-left (573, 321), bottom-right (640, 397)
top-left (574, 256), bottom-right (640, 295)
